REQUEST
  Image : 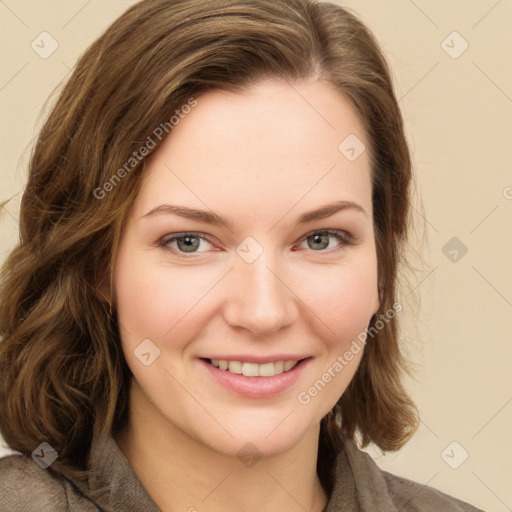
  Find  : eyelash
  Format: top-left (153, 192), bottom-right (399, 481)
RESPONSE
top-left (157, 229), bottom-right (354, 259)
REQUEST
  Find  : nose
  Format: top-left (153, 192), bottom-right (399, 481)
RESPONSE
top-left (222, 253), bottom-right (297, 336)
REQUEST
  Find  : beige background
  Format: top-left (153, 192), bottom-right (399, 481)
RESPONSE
top-left (1, 1), bottom-right (511, 510)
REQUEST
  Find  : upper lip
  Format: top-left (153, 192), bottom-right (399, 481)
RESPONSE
top-left (200, 355), bottom-right (311, 364)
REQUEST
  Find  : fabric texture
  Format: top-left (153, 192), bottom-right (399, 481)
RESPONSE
top-left (0, 435), bottom-right (485, 511)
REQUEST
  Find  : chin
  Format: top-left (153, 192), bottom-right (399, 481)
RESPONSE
top-left (185, 407), bottom-right (321, 460)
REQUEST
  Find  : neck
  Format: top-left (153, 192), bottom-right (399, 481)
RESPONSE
top-left (114, 381), bottom-right (329, 512)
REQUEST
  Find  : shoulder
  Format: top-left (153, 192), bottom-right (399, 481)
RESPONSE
top-left (338, 439), bottom-right (486, 512)
top-left (382, 470), bottom-right (485, 511)
top-left (0, 454), bottom-right (70, 511)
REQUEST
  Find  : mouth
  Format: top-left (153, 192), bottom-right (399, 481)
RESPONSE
top-left (200, 357), bottom-right (309, 377)
top-left (199, 356), bottom-right (312, 397)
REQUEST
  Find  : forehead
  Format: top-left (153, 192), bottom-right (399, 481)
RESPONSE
top-left (134, 79), bottom-right (372, 222)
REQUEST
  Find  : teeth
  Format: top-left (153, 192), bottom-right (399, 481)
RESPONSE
top-left (208, 359), bottom-right (300, 377)
top-left (258, 362), bottom-right (275, 377)
top-left (228, 361), bottom-right (242, 374)
top-left (242, 362), bottom-right (259, 377)
top-left (284, 360), bottom-right (296, 371)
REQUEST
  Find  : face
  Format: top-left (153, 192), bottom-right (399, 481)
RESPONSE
top-left (111, 78), bottom-right (380, 458)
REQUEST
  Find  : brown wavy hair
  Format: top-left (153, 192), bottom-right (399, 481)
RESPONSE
top-left (0, 0), bottom-right (418, 496)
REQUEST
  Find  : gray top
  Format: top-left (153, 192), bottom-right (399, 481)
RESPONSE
top-left (0, 435), bottom-right (485, 511)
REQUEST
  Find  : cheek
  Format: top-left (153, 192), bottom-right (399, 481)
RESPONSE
top-left (114, 248), bottom-right (203, 339)
top-left (114, 253), bottom-right (161, 338)
top-left (298, 258), bottom-right (378, 344)
top-left (295, 263), bottom-right (377, 412)
top-left (112, 249), bottom-right (205, 390)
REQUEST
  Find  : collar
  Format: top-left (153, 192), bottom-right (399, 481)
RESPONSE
top-left (84, 435), bottom-right (160, 512)
top-left (325, 438), bottom-right (398, 512)
top-left (75, 435), bottom-right (396, 512)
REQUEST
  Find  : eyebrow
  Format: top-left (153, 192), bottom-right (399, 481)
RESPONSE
top-left (142, 200), bottom-right (367, 229)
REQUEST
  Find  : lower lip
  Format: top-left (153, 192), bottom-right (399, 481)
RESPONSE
top-left (199, 358), bottom-right (311, 398)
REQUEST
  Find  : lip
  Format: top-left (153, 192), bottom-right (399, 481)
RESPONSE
top-left (199, 357), bottom-right (312, 398)
top-left (199, 354), bottom-right (310, 364)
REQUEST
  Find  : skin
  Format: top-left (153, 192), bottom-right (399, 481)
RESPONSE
top-left (108, 78), bottom-right (380, 512)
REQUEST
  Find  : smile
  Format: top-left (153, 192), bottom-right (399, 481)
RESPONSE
top-left (199, 356), bottom-right (312, 398)
top-left (206, 358), bottom-right (301, 377)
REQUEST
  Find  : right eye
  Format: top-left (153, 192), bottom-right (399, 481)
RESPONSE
top-left (158, 232), bottom-right (218, 258)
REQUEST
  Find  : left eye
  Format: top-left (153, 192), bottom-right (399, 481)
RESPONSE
top-left (158, 230), bottom-right (353, 258)
top-left (297, 230), bottom-right (352, 253)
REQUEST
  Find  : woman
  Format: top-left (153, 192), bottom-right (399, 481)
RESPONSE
top-left (0, 0), bottom-right (485, 510)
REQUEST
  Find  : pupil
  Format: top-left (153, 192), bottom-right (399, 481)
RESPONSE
top-left (180, 236), bottom-right (199, 252)
top-left (310, 233), bottom-right (328, 250)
